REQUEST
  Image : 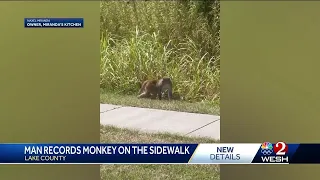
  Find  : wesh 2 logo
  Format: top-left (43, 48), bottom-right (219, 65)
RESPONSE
top-left (260, 142), bottom-right (289, 163)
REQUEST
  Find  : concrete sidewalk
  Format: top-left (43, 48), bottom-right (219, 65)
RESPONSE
top-left (100, 104), bottom-right (220, 140)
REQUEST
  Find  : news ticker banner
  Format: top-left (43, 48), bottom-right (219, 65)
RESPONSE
top-left (24, 18), bottom-right (83, 28)
top-left (0, 142), bottom-right (319, 164)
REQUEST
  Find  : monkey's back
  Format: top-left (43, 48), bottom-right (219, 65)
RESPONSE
top-left (144, 80), bottom-right (158, 92)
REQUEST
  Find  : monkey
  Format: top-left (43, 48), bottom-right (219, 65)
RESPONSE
top-left (137, 79), bottom-right (159, 99)
top-left (137, 77), bottom-right (173, 100)
top-left (156, 77), bottom-right (173, 100)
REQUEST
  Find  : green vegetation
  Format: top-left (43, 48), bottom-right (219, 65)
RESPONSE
top-left (100, 90), bottom-right (219, 115)
top-left (100, 1), bottom-right (220, 106)
top-left (100, 125), bottom-right (220, 180)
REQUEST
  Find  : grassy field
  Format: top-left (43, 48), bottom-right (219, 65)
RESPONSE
top-left (100, 90), bottom-right (220, 115)
top-left (100, 1), bottom-right (220, 106)
top-left (100, 125), bottom-right (220, 180)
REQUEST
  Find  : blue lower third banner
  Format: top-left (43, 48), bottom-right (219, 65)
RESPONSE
top-left (24, 18), bottom-right (83, 28)
top-left (0, 143), bottom-right (319, 164)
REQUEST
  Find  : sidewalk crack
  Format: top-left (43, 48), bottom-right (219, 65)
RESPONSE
top-left (100, 106), bottom-right (122, 114)
top-left (185, 119), bottom-right (220, 135)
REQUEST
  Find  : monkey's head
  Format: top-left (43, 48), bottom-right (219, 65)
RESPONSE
top-left (161, 77), bottom-right (172, 84)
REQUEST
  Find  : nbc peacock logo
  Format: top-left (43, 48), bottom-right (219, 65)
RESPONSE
top-left (260, 142), bottom-right (273, 155)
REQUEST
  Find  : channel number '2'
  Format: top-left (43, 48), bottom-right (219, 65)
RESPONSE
top-left (274, 141), bottom-right (288, 155)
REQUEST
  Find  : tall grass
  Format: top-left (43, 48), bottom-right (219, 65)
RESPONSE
top-left (100, 1), bottom-right (220, 104)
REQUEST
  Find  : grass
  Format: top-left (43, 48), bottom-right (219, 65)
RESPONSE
top-left (100, 90), bottom-right (220, 115)
top-left (100, 1), bottom-right (220, 105)
top-left (100, 2), bottom-right (220, 179)
top-left (100, 125), bottom-right (220, 180)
